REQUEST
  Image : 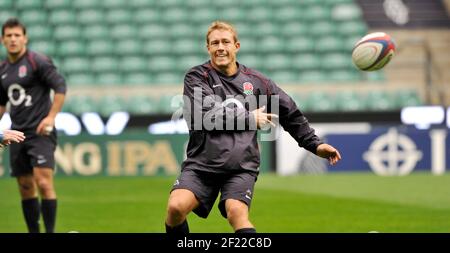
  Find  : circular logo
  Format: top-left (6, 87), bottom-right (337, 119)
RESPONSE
top-left (363, 128), bottom-right (422, 176)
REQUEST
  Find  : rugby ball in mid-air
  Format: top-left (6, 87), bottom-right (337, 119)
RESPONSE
top-left (351, 32), bottom-right (396, 71)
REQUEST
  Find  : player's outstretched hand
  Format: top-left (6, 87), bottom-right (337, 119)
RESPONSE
top-left (316, 143), bottom-right (342, 165)
top-left (251, 106), bottom-right (279, 129)
top-left (1, 129), bottom-right (26, 146)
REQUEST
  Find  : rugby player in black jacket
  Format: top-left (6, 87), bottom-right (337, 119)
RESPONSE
top-left (165, 21), bottom-right (341, 234)
top-left (0, 18), bottom-right (66, 233)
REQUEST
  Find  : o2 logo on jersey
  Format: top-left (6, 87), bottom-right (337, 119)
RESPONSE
top-left (8, 84), bottom-right (33, 107)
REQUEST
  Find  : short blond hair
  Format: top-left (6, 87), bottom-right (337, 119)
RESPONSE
top-left (206, 21), bottom-right (238, 45)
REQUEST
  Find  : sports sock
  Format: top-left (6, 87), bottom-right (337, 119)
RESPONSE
top-left (235, 227), bottom-right (257, 233)
top-left (21, 198), bottom-right (40, 233)
top-left (165, 219), bottom-right (189, 235)
top-left (41, 199), bottom-right (57, 233)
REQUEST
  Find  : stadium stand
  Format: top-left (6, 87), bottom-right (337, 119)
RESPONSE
top-left (1, 0), bottom-right (448, 116)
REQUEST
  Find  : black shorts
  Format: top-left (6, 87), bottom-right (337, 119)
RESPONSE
top-left (9, 131), bottom-right (57, 177)
top-left (171, 169), bottom-right (257, 219)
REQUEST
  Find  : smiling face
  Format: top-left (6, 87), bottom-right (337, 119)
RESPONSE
top-left (2, 26), bottom-right (28, 59)
top-left (207, 28), bottom-right (240, 76)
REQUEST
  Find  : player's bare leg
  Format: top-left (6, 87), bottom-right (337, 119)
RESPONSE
top-left (17, 174), bottom-right (40, 233)
top-left (225, 199), bottom-right (255, 233)
top-left (165, 189), bottom-right (199, 234)
top-left (34, 167), bottom-right (57, 233)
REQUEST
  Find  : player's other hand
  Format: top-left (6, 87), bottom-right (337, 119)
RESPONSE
top-left (2, 129), bottom-right (26, 146)
top-left (36, 116), bottom-right (55, 135)
top-left (316, 143), bottom-right (342, 165)
top-left (251, 106), bottom-right (279, 130)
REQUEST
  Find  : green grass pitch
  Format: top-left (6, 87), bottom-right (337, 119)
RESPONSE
top-left (0, 172), bottom-right (449, 233)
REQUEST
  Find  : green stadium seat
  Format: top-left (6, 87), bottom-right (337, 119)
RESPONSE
top-left (134, 9), bottom-right (161, 24)
top-left (280, 22), bottom-right (310, 37)
top-left (302, 5), bottom-right (331, 21)
top-left (19, 10), bottom-right (48, 25)
top-left (270, 71), bottom-right (298, 84)
top-left (45, 0), bottom-right (71, 9)
top-left (91, 57), bottom-right (119, 73)
top-left (82, 25), bottom-right (110, 40)
top-left (123, 73), bottom-right (153, 85)
top-left (77, 10), bottom-right (105, 25)
top-left (186, 0), bottom-right (209, 8)
top-left (16, 0), bottom-right (42, 10)
top-left (320, 53), bottom-right (352, 70)
top-left (56, 40), bottom-right (86, 57)
top-left (100, 0), bottom-right (128, 9)
top-left (67, 73), bottom-right (95, 85)
top-left (331, 4), bottom-right (362, 21)
top-left (363, 71), bottom-right (386, 82)
top-left (120, 57), bottom-right (148, 72)
top-left (335, 91), bottom-right (367, 111)
top-left (129, 0), bottom-right (157, 8)
top-left (153, 72), bottom-right (183, 85)
top-left (254, 23), bottom-right (280, 37)
top-left (72, 0), bottom-right (100, 9)
top-left (190, 8), bottom-right (218, 25)
top-left (110, 25), bottom-right (138, 40)
top-left (0, 0), bottom-right (13, 8)
top-left (298, 71), bottom-right (328, 83)
top-left (0, 10), bottom-right (17, 24)
top-left (328, 70), bottom-right (361, 82)
top-left (95, 73), bottom-right (123, 86)
top-left (48, 9), bottom-right (77, 25)
top-left (169, 24), bottom-right (197, 38)
top-left (139, 24), bottom-right (167, 39)
top-left (142, 40), bottom-right (173, 55)
top-left (172, 38), bottom-right (201, 55)
top-left (105, 9), bottom-right (133, 24)
top-left (161, 8), bottom-right (189, 23)
top-left (64, 96), bottom-right (97, 115)
top-left (125, 95), bottom-right (159, 115)
top-left (115, 40), bottom-right (141, 55)
top-left (53, 25), bottom-right (81, 41)
top-left (157, 94), bottom-right (183, 113)
top-left (395, 90), bottom-right (422, 107)
top-left (315, 36), bottom-right (346, 52)
top-left (219, 8), bottom-right (247, 23)
top-left (263, 54), bottom-right (291, 72)
top-left (366, 91), bottom-right (396, 110)
top-left (148, 57), bottom-right (176, 73)
top-left (246, 7), bottom-right (273, 23)
top-left (30, 40), bottom-right (56, 57)
top-left (238, 54), bottom-right (263, 70)
top-left (86, 40), bottom-right (115, 56)
top-left (97, 95), bottom-right (126, 116)
top-left (292, 54), bottom-right (321, 71)
top-left (61, 57), bottom-right (91, 73)
top-left (273, 7), bottom-right (302, 23)
top-left (157, 0), bottom-right (186, 8)
top-left (26, 25), bottom-right (53, 40)
top-left (176, 55), bottom-right (207, 72)
top-left (285, 36), bottom-right (315, 53)
top-left (309, 22), bottom-right (336, 37)
top-left (257, 36), bottom-right (285, 53)
top-left (338, 21), bottom-right (368, 36)
top-left (238, 37), bottom-right (257, 54)
top-left (304, 91), bottom-right (335, 112)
